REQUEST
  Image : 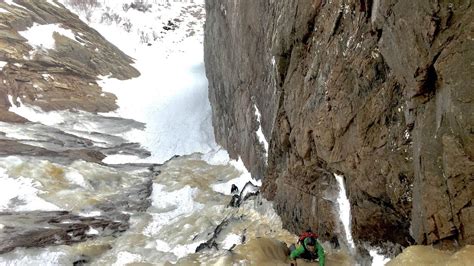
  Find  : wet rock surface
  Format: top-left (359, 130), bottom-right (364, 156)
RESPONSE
top-left (204, 0), bottom-right (473, 251)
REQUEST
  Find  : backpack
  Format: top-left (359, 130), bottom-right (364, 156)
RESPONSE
top-left (297, 230), bottom-right (318, 245)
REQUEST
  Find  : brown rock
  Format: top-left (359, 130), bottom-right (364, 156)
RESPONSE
top-left (204, 0), bottom-right (474, 251)
top-left (0, 0), bottom-right (140, 118)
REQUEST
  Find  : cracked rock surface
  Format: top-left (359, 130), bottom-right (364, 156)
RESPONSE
top-left (204, 0), bottom-right (473, 249)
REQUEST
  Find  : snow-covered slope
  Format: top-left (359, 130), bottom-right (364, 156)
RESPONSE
top-left (59, 0), bottom-right (217, 163)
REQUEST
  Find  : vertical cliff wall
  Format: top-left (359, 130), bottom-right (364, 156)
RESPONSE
top-left (204, 0), bottom-right (473, 249)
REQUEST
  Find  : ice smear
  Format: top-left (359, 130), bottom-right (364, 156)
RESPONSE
top-left (0, 168), bottom-right (61, 212)
top-left (113, 251), bottom-right (143, 266)
top-left (86, 226), bottom-right (99, 235)
top-left (0, 249), bottom-right (69, 266)
top-left (335, 174), bottom-right (356, 252)
top-left (145, 184), bottom-right (204, 234)
top-left (254, 104), bottom-right (269, 158)
top-left (143, 183), bottom-right (204, 261)
top-left (222, 233), bottom-right (242, 250)
top-left (155, 239), bottom-right (201, 261)
top-left (370, 249), bottom-right (391, 266)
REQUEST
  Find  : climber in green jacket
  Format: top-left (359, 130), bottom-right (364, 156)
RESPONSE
top-left (289, 232), bottom-right (325, 266)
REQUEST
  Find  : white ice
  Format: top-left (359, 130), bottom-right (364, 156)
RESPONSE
top-left (145, 184), bottom-right (203, 234)
top-left (370, 248), bottom-right (391, 266)
top-left (0, 250), bottom-right (69, 266)
top-left (221, 233), bottom-right (242, 250)
top-left (86, 226), bottom-right (99, 235)
top-left (0, 167), bottom-right (61, 212)
top-left (112, 251), bottom-right (143, 266)
top-left (335, 174), bottom-right (356, 252)
top-left (64, 170), bottom-right (90, 189)
top-left (144, 183), bottom-right (204, 260)
top-left (154, 239), bottom-right (201, 261)
top-left (254, 104), bottom-right (269, 159)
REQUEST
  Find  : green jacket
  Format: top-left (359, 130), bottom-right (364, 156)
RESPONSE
top-left (289, 240), bottom-right (325, 266)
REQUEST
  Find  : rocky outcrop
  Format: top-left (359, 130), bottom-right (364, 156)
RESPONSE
top-left (0, 1), bottom-right (155, 253)
top-left (204, 0), bottom-right (473, 251)
top-left (0, 0), bottom-right (139, 121)
top-left (0, 0), bottom-right (148, 162)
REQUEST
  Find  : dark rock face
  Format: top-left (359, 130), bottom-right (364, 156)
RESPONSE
top-left (204, 0), bottom-right (473, 249)
top-left (204, 0), bottom-right (277, 179)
